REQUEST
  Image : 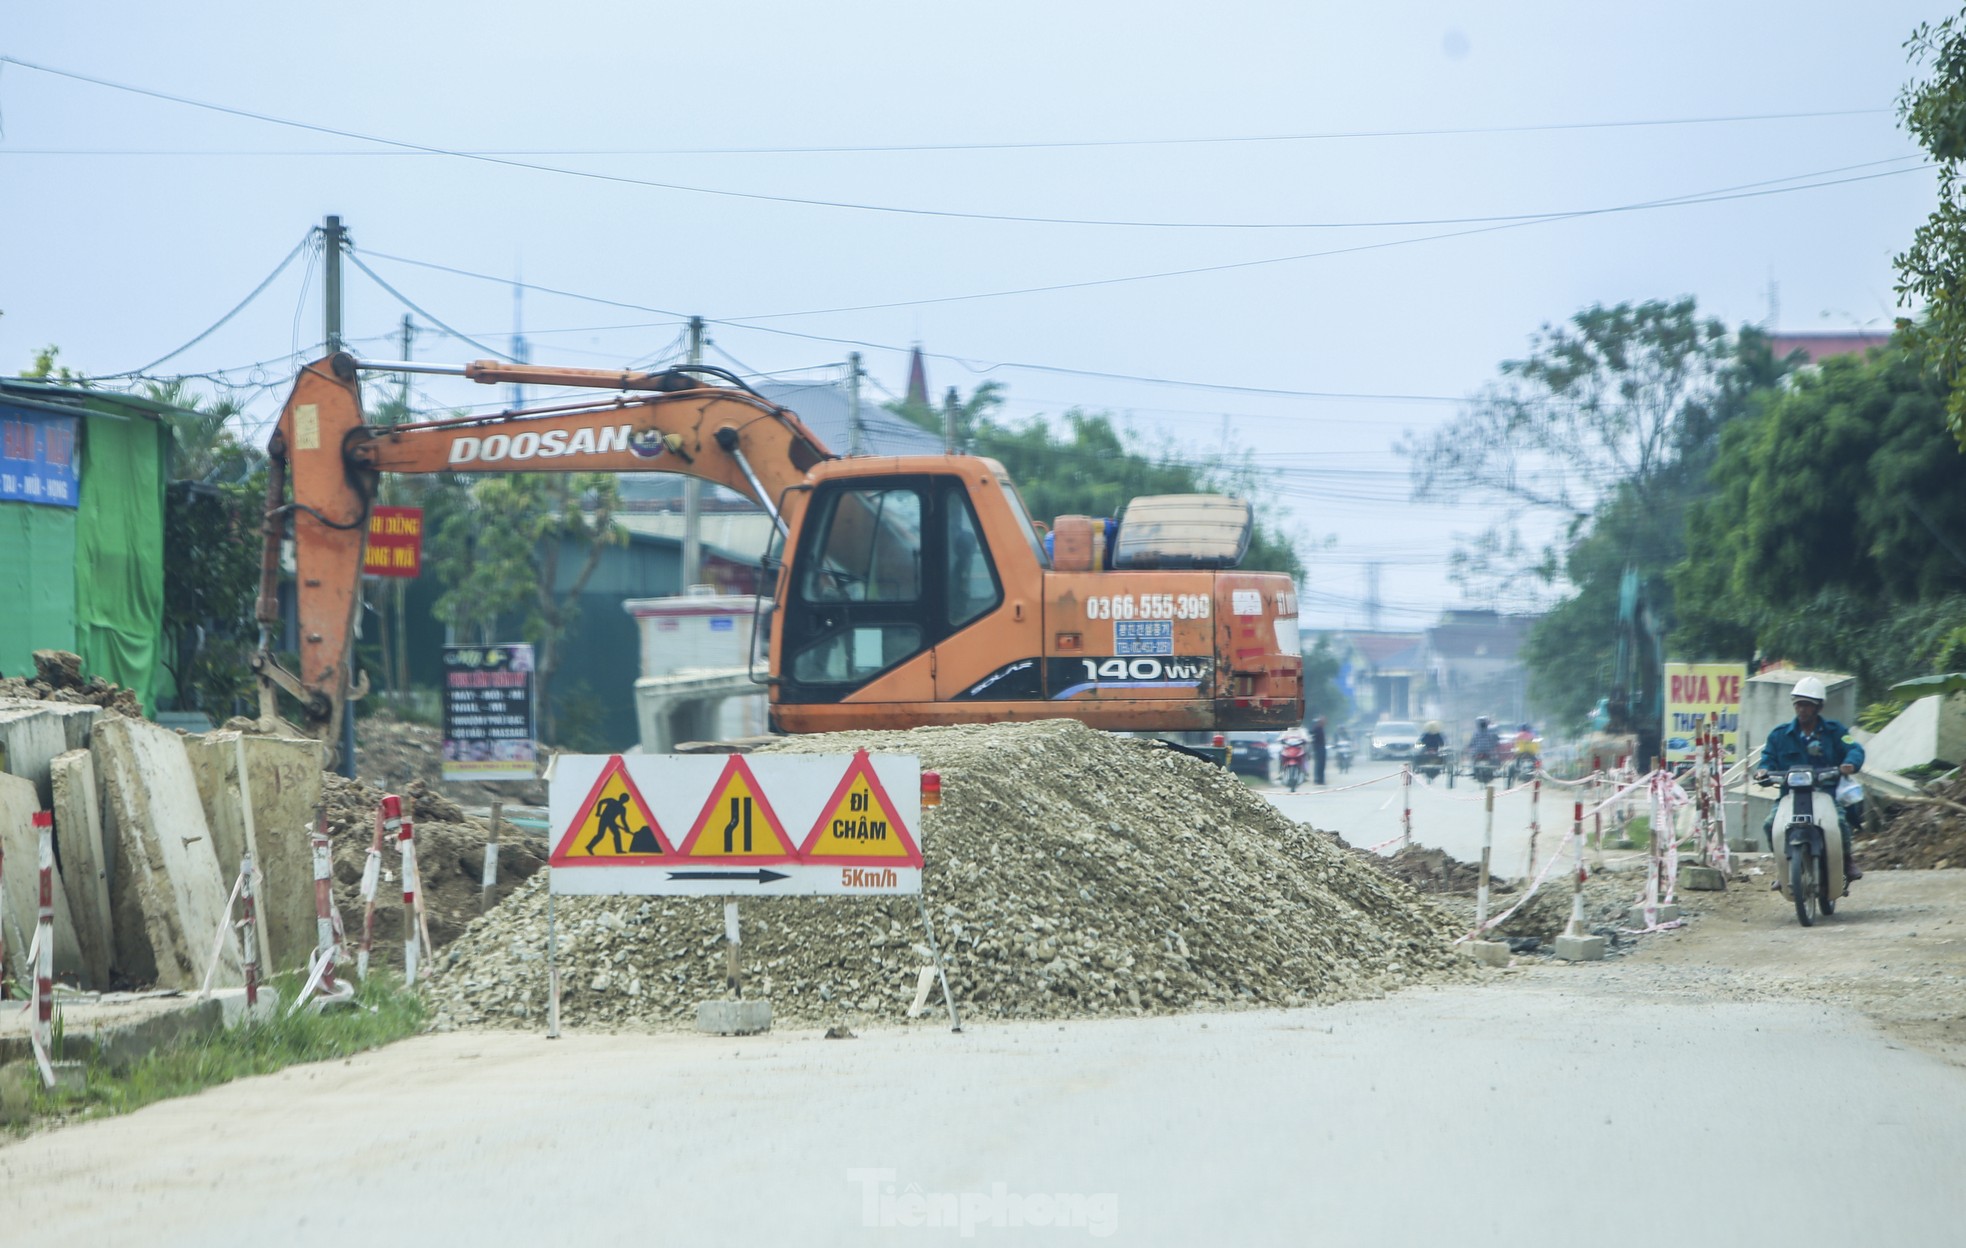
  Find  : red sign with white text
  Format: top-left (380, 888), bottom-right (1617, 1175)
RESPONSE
top-left (365, 506), bottom-right (424, 578)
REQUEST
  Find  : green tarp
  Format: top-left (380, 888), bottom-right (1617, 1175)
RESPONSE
top-left (0, 499), bottom-right (78, 678)
top-left (74, 408), bottom-right (169, 713)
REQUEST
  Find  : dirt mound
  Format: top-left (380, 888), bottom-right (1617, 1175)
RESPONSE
top-left (1864, 776), bottom-right (1966, 870)
top-left (318, 773), bottom-right (546, 970)
top-left (1358, 843), bottom-right (1519, 896)
top-left (354, 711), bottom-right (549, 808)
top-left (0, 649), bottom-right (141, 717)
top-left (424, 720), bottom-right (1468, 1031)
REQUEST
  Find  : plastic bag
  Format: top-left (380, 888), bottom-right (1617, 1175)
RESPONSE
top-left (1836, 775), bottom-right (1865, 807)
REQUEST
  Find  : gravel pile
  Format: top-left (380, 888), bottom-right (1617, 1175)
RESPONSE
top-left (423, 720), bottom-right (1467, 1031)
top-left (319, 774), bottom-right (546, 966)
top-left (1865, 776), bottom-right (1966, 870)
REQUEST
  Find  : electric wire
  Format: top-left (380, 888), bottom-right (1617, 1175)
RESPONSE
top-left (344, 251), bottom-right (517, 361)
top-left (99, 233), bottom-right (312, 377)
top-left (0, 58), bottom-right (1919, 232)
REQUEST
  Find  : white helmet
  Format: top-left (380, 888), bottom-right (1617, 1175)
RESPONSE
top-left (1791, 675), bottom-right (1827, 704)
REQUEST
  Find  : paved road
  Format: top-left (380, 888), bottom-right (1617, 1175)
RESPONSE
top-left (1263, 762), bottom-right (1605, 878)
top-left (8, 979), bottom-right (1964, 1246)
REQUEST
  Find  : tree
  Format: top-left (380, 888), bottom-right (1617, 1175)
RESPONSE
top-left (1405, 299), bottom-right (1735, 593)
top-left (425, 472), bottom-right (624, 742)
top-left (1672, 335), bottom-right (1966, 695)
top-left (1897, 12), bottom-right (1966, 449)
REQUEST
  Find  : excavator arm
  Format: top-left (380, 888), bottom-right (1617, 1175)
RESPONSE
top-left (254, 352), bottom-right (830, 754)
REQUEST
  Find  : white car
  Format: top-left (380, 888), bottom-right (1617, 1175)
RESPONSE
top-left (1370, 720), bottom-right (1421, 761)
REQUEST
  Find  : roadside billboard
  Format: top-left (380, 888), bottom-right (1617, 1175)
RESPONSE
top-left (442, 643), bottom-right (537, 782)
top-left (1663, 661), bottom-right (1743, 765)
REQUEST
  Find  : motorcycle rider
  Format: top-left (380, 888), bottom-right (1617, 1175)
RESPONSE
top-left (1310, 716), bottom-right (1328, 786)
top-left (1756, 675), bottom-right (1865, 881)
top-left (1277, 724), bottom-right (1310, 785)
top-left (1418, 721), bottom-right (1447, 754)
top-left (1467, 716), bottom-right (1502, 768)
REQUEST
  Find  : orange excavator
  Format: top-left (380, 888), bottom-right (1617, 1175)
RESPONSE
top-left (254, 353), bottom-right (1303, 758)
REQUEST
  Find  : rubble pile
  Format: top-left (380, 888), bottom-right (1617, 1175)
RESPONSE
top-left (424, 720), bottom-right (1466, 1031)
top-left (319, 774), bottom-right (546, 966)
top-left (355, 711), bottom-right (548, 808)
top-left (1360, 843), bottom-right (1518, 895)
top-left (1864, 775), bottom-right (1966, 870)
top-left (0, 649), bottom-right (141, 718)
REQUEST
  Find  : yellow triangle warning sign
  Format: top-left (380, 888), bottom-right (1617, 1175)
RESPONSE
top-left (674, 755), bottom-right (797, 862)
top-left (800, 750), bottom-right (923, 866)
top-left (551, 756), bottom-right (673, 866)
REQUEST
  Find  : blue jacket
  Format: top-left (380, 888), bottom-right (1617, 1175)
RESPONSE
top-left (1759, 718), bottom-right (1864, 774)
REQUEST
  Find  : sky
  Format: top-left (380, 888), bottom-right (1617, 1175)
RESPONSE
top-left (0, 1), bottom-right (1943, 629)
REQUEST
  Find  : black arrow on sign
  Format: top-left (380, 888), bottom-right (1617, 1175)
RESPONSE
top-left (666, 869), bottom-right (790, 884)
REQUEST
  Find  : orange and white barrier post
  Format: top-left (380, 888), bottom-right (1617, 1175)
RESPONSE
top-left (1475, 783), bottom-right (1495, 930)
top-left (359, 794), bottom-right (401, 980)
top-left (1526, 776), bottom-right (1542, 878)
top-left (401, 816), bottom-right (420, 986)
top-left (1400, 764), bottom-right (1413, 849)
top-left (1564, 800), bottom-right (1588, 937)
top-left (240, 851), bottom-right (261, 1010)
top-left (35, 811), bottom-right (55, 1072)
top-left (311, 822), bottom-right (339, 996)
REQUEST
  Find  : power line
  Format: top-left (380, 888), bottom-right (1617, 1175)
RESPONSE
top-left (0, 106), bottom-right (1890, 156)
top-left (101, 233), bottom-right (312, 377)
top-left (344, 252), bottom-right (517, 361)
top-left (0, 57), bottom-right (1919, 233)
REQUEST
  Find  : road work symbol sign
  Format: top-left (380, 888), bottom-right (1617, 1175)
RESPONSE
top-left (800, 749), bottom-right (924, 866)
top-left (675, 756), bottom-right (796, 861)
top-left (551, 755), bottom-right (673, 866)
top-left (548, 753), bottom-right (921, 896)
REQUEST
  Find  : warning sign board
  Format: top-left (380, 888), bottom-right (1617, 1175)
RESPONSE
top-left (674, 756), bottom-right (796, 862)
top-left (550, 755), bottom-right (672, 866)
top-left (800, 750), bottom-right (923, 866)
top-left (545, 753), bottom-right (921, 897)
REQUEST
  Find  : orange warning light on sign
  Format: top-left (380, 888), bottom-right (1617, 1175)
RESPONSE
top-left (551, 755), bottom-right (672, 866)
top-left (673, 755), bottom-right (797, 862)
top-left (800, 749), bottom-right (923, 867)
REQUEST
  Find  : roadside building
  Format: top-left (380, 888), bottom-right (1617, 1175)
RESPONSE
top-left (0, 379), bottom-right (188, 710)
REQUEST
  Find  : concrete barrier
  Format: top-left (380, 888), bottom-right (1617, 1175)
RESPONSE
top-left (0, 772), bottom-right (84, 982)
top-left (50, 750), bottom-right (113, 987)
top-left (93, 718), bottom-right (242, 990)
top-left (183, 730), bottom-right (324, 972)
top-left (0, 701), bottom-right (72, 809)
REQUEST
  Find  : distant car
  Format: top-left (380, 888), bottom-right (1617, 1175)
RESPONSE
top-left (1227, 732), bottom-right (1275, 779)
top-left (1370, 720), bottom-right (1421, 761)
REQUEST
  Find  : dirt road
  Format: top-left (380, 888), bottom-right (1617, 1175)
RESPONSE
top-left (5, 874), bottom-right (1963, 1246)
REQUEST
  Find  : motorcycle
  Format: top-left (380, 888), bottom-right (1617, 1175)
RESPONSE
top-left (1506, 746), bottom-right (1539, 787)
top-left (1416, 745), bottom-right (1448, 786)
top-left (1279, 740), bottom-right (1309, 793)
top-left (1333, 739), bottom-right (1353, 776)
top-left (1469, 750), bottom-right (1500, 787)
top-left (1755, 766), bottom-right (1848, 926)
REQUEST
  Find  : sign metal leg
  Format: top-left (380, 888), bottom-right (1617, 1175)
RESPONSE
top-left (914, 893), bottom-right (962, 1033)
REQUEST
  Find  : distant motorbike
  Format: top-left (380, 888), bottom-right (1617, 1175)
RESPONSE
top-left (1416, 745), bottom-right (1448, 786)
top-left (1469, 750), bottom-right (1500, 787)
top-left (1755, 766), bottom-right (1849, 926)
top-left (1279, 739), bottom-right (1309, 793)
top-left (1333, 739), bottom-right (1353, 775)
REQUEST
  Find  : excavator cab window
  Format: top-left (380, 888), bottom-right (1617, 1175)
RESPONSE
top-left (781, 476), bottom-right (999, 700)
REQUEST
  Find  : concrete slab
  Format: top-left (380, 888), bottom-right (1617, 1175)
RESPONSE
top-left (0, 771), bottom-right (85, 983)
top-left (183, 730), bottom-right (323, 972)
top-left (1679, 864), bottom-right (1727, 891)
top-left (50, 750), bottom-right (113, 987)
top-left (695, 999), bottom-right (772, 1035)
top-left (1866, 693), bottom-right (1966, 775)
top-left (0, 701), bottom-right (71, 809)
top-left (94, 717), bottom-right (242, 990)
top-left (1628, 903), bottom-right (1683, 927)
top-left (1553, 933), bottom-right (1608, 961)
top-left (1465, 940), bottom-right (1512, 967)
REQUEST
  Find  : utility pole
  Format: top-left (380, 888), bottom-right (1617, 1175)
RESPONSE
top-left (322, 213), bottom-right (354, 777)
top-left (681, 316), bottom-right (705, 590)
top-left (1365, 561), bottom-right (1383, 632)
top-left (322, 215), bottom-right (346, 354)
top-left (943, 386), bottom-right (960, 455)
top-left (393, 315), bottom-right (415, 704)
top-left (510, 277), bottom-right (529, 410)
top-left (847, 352), bottom-right (865, 456)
